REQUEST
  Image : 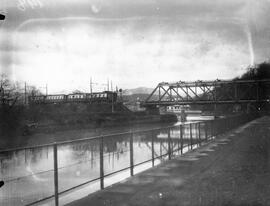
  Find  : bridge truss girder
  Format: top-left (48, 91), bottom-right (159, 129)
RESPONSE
top-left (143, 79), bottom-right (270, 106)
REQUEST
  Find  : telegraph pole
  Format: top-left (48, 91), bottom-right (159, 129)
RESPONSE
top-left (111, 91), bottom-right (114, 113)
top-left (90, 77), bottom-right (93, 94)
top-left (111, 80), bottom-right (114, 113)
top-left (46, 84), bottom-right (48, 95)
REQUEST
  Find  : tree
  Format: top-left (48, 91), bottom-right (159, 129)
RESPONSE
top-left (28, 85), bottom-right (43, 96)
top-left (72, 90), bottom-right (84, 94)
top-left (198, 61), bottom-right (270, 113)
top-left (240, 61), bottom-right (270, 80)
top-left (0, 74), bottom-right (21, 109)
top-left (0, 74), bottom-right (24, 137)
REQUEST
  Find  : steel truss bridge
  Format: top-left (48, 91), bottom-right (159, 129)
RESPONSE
top-left (142, 79), bottom-right (270, 106)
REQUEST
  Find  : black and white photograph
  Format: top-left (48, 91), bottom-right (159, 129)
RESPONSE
top-left (0, 0), bottom-right (270, 205)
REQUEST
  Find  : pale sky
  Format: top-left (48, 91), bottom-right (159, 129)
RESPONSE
top-left (0, 0), bottom-right (270, 93)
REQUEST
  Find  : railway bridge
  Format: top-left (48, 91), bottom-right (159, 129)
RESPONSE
top-left (142, 79), bottom-right (270, 108)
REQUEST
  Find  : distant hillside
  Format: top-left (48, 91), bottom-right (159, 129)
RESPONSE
top-left (122, 93), bottom-right (150, 103)
top-left (122, 87), bottom-right (158, 104)
top-left (123, 87), bottom-right (154, 95)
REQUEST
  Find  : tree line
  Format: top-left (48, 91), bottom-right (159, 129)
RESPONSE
top-left (200, 61), bottom-right (270, 113)
top-left (0, 74), bottom-right (42, 137)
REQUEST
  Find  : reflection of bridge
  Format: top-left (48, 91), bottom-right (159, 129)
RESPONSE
top-left (142, 79), bottom-right (270, 106)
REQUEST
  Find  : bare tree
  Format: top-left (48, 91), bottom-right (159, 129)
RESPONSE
top-left (0, 74), bottom-right (24, 136)
top-left (0, 74), bottom-right (21, 109)
top-left (72, 89), bottom-right (84, 94)
top-left (28, 85), bottom-right (43, 96)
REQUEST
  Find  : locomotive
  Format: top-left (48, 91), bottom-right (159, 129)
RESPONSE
top-left (28, 91), bottom-right (117, 104)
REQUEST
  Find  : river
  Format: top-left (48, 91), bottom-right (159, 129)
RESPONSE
top-left (0, 116), bottom-right (213, 206)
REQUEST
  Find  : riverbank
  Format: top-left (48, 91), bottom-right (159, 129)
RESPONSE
top-left (0, 115), bottom-right (177, 150)
top-left (68, 116), bottom-right (270, 206)
top-left (0, 101), bottom-right (178, 149)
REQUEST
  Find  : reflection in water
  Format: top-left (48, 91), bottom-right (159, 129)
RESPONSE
top-left (0, 122), bottom-right (207, 206)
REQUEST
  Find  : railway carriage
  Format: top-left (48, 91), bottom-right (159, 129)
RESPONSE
top-left (28, 95), bottom-right (46, 104)
top-left (87, 92), bottom-right (111, 102)
top-left (29, 91), bottom-right (117, 104)
top-left (45, 94), bottom-right (66, 103)
top-left (67, 93), bottom-right (86, 102)
top-left (106, 91), bottom-right (117, 102)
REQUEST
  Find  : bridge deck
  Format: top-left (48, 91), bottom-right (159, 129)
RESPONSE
top-left (68, 116), bottom-right (270, 206)
top-left (143, 79), bottom-right (270, 106)
top-left (143, 99), bottom-right (270, 106)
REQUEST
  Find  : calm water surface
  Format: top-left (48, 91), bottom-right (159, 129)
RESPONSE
top-left (0, 116), bottom-right (212, 206)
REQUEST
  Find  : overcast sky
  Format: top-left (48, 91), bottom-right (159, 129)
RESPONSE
top-left (0, 0), bottom-right (270, 93)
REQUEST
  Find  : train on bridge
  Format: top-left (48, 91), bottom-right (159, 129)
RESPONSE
top-left (28, 91), bottom-right (117, 104)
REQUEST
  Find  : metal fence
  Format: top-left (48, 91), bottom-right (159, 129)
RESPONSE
top-left (0, 114), bottom-right (258, 206)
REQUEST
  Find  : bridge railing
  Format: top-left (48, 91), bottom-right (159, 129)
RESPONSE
top-left (0, 113), bottom-right (259, 206)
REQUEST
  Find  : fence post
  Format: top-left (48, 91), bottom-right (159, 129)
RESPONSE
top-left (53, 144), bottom-right (59, 206)
top-left (205, 122), bottom-right (208, 141)
top-left (25, 149), bottom-right (27, 164)
top-left (211, 120), bottom-right (213, 139)
top-left (160, 140), bottom-right (162, 159)
top-left (190, 123), bottom-right (193, 150)
top-left (198, 122), bottom-right (201, 146)
top-left (168, 128), bottom-right (171, 160)
top-left (99, 136), bottom-right (104, 189)
top-left (151, 130), bottom-right (155, 167)
top-left (213, 120), bottom-right (215, 138)
top-left (130, 132), bottom-right (134, 176)
top-left (180, 125), bottom-right (183, 154)
top-left (177, 127), bottom-right (180, 154)
top-left (196, 123), bottom-right (198, 147)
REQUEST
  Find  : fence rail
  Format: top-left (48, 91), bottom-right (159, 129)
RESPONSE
top-left (0, 114), bottom-right (259, 206)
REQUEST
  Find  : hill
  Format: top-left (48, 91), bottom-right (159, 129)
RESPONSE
top-left (123, 87), bottom-right (154, 95)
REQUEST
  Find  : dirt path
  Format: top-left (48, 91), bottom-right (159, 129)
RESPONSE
top-left (68, 116), bottom-right (270, 206)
